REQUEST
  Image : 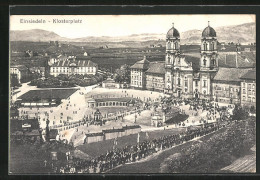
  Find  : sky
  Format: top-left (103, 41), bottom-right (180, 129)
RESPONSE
top-left (10, 15), bottom-right (255, 38)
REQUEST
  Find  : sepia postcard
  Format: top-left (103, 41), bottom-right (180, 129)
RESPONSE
top-left (9, 11), bottom-right (256, 174)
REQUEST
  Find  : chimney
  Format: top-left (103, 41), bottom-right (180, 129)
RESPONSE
top-left (208, 21), bottom-right (210, 27)
top-left (172, 22), bottom-right (174, 28)
top-left (143, 56), bottom-right (146, 60)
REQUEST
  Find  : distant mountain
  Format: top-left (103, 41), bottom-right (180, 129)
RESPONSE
top-left (181, 22), bottom-right (255, 45)
top-left (10, 22), bottom-right (255, 44)
top-left (10, 29), bottom-right (69, 42)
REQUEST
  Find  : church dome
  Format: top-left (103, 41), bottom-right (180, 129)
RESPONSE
top-left (202, 22), bottom-right (216, 38)
top-left (166, 23), bottom-right (180, 39)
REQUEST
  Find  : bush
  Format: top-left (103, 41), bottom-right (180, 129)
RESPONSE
top-left (166, 119), bottom-right (255, 173)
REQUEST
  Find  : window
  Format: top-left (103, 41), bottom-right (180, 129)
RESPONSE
top-left (177, 78), bottom-right (181, 86)
top-left (242, 82), bottom-right (245, 88)
top-left (211, 59), bottom-right (215, 65)
top-left (184, 80), bottom-right (188, 87)
top-left (174, 42), bottom-right (178, 49)
top-left (203, 80), bottom-right (207, 87)
top-left (243, 89), bottom-right (246, 94)
top-left (230, 87), bottom-right (233, 92)
top-left (185, 88), bottom-right (188, 92)
top-left (203, 90), bottom-right (206, 95)
top-left (168, 57), bottom-right (171, 64)
top-left (195, 81), bottom-right (198, 87)
top-left (203, 59), bottom-right (207, 66)
top-left (167, 42), bottom-right (171, 49)
top-left (212, 42), bottom-right (215, 50)
top-left (242, 96), bottom-right (246, 101)
top-left (203, 42), bottom-right (207, 51)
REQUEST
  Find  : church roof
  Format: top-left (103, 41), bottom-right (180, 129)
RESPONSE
top-left (166, 25), bottom-right (180, 39)
top-left (202, 23), bottom-right (216, 38)
top-left (146, 61), bottom-right (165, 74)
top-left (185, 55), bottom-right (201, 71)
top-left (213, 68), bottom-right (251, 83)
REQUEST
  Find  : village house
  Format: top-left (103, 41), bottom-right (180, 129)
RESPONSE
top-left (10, 65), bottom-right (29, 84)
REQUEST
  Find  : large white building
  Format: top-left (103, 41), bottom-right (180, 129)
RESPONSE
top-left (48, 55), bottom-right (98, 77)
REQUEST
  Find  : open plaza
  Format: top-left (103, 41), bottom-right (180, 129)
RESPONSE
top-left (13, 81), bottom-right (229, 148)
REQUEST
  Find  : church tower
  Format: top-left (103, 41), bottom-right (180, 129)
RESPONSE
top-left (199, 21), bottom-right (218, 99)
top-left (165, 23), bottom-right (180, 93)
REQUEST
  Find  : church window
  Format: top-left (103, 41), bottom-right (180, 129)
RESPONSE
top-left (203, 59), bottom-right (207, 66)
top-left (203, 80), bottom-right (207, 87)
top-left (174, 42), bottom-right (178, 49)
top-left (211, 59), bottom-right (215, 65)
top-left (212, 42), bottom-right (215, 50)
top-left (184, 80), bottom-right (188, 87)
top-left (167, 42), bottom-right (171, 49)
top-left (203, 42), bottom-right (207, 51)
top-left (177, 78), bottom-right (181, 85)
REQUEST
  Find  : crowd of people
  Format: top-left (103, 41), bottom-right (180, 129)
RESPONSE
top-left (55, 122), bottom-right (225, 173)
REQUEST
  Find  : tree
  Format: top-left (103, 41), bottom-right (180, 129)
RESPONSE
top-left (45, 119), bottom-right (50, 142)
top-left (232, 105), bottom-right (248, 120)
top-left (250, 106), bottom-right (256, 114)
top-left (113, 64), bottom-right (131, 83)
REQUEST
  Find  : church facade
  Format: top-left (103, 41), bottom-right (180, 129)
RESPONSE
top-left (130, 22), bottom-right (219, 100)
